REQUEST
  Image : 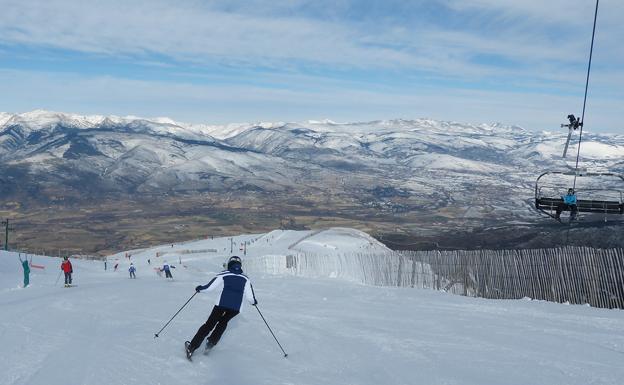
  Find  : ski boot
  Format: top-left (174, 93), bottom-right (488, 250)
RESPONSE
top-left (184, 341), bottom-right (194, 361)
top-left (204, 340), bottom-right (215, 355)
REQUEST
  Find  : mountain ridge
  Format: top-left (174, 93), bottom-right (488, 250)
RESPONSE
top-left (1, 110), bottom-right (623, 253)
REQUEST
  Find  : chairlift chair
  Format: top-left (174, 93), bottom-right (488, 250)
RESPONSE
top-left (535, 171), bottom-right (624, 221)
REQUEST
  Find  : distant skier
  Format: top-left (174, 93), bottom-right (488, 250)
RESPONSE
top-left (185, 256), bottom-right (257, 359)
top-left (160, 262), bottom-right (175, 279)
top-left (61, 256), bottom-right (73, 287)
top-left (556, 188), bottom-right (578, 221)
top-left (19, 255), bottom-right (30, 287)
top-left (129, 263), bottom-right (136, 279)
top-left (104, 260), bottom-right (107, 271)
top-left (148, 258), bottom-right (151, 265)
top-left (114, 263), bottom-right (119, 272)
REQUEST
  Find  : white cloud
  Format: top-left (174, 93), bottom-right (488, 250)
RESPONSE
top-left (0, 0), bottom-right (413, 68)
top-left (1, 0), bottom-right (622, 80)
top-left (0, 0), bottom-right (622, 130)
top-left (1, 68), bottom-right (621, 133)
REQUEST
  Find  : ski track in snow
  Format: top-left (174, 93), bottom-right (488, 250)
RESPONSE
top-left (1, 229), bottom-right (624, 385)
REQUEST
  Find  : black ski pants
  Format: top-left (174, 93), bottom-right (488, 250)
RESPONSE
top-left (556, 203), bottom-right (578, 218)
top-left (64, 272), bottom-right (72, 285)
top-left (189, 305), bottom-right (239, 351)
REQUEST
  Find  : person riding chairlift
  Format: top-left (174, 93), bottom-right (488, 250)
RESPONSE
top-left (555, 188), bottom-right (578, 221)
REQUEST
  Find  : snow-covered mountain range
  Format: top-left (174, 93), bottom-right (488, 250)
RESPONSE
top-left (1, 110), bottom-right (623, 231)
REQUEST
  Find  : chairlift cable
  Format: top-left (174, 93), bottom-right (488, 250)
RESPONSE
top-left (573, 0), bottom-right (600, 190)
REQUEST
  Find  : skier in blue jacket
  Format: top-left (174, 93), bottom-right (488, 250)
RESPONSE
top-left (185, 256), bottom-right (257, 358)
top-left (160, 262), bottom-right (175, 279)
top-left (19, 255), bottom-right (30, 287)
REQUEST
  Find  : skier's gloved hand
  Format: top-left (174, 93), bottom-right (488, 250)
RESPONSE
top-left (195, 285), bottom-right (202, 293)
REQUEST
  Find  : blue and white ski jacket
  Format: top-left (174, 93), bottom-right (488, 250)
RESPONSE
top-left (196, 268), bottom-right (257, 311)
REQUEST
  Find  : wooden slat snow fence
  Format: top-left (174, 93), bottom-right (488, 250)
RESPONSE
top-left (247, 247), bottom-right (624, 309)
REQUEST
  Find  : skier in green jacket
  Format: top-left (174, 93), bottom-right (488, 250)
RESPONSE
top-left (19, 255), bottom-right (30, 287)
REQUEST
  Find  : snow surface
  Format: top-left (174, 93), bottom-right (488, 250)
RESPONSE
top-left (2, 228), bottom-right (624, 385)
top-left (407, 153), bottom-right (513, 174)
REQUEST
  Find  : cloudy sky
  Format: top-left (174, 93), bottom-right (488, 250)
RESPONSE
top-left (1, 0), bottom-right (622, 132)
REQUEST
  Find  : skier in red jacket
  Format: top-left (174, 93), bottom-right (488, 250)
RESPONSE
top-left (61, 256), bottom-right (73, 287)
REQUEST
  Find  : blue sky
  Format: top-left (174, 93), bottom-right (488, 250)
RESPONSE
top-left (1, 0), bottom-right (623, 132)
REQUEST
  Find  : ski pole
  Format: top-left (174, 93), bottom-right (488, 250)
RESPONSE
top-left (55, 271), bottom-right (62, 285)
top-left (255, 305), bottom-right (288, 357)
top-left (154, 291), bottom-right (198, 338)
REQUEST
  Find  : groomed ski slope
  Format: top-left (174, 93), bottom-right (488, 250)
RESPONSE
top-left (1, 228), bottom-right (624, 385)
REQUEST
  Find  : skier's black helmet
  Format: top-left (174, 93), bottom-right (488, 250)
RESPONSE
top-left (227, 256), bottom-right (242, 270)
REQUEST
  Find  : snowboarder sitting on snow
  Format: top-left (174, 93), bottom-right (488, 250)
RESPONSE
top-left (19, 254), bottom-right (30, 288)
top-left (185, 256), bottom-right (257, 358)
top-left (160, 262), bottom-right (175, 279)
top-left (61, 256), bottom-right (73, 287)
top-left (129, 263), bottom-right (136, 279)
top-left (555, 188), bottom-right (578, 220)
